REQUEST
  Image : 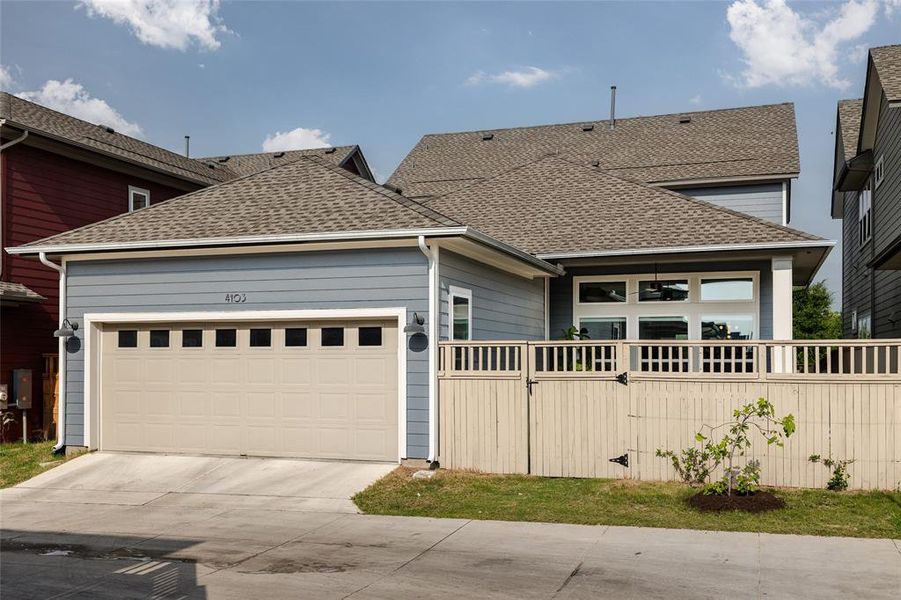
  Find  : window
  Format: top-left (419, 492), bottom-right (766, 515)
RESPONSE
top-left (118, 330), bottom-right (138, 348)
top-left (701, 315), bottom-right (754, 340)
top-left (285, 328), bottom-right (308, 347)
top-left (249, 328), bottom-right (271, 347)
top-left (321, 327), bottom-right (344, 346)
top-left (578, 317), bottom-right (627, 340)
top-left (359, 326), bottom-right (383, 346)
top-left (858, 180), bottom-right (872, 246)
top-left (578, 281), bottom-right (626, 303)
top-left (182, 329), bottom-right (203, 348)
top-left (874, 155), bottom-right (884, 189)
top-left (448, 286), bottom-right (472, 341)
top-left (857, 311), bottom-right (871, 339)
top-left (638, 279), bottom-right (688, 302)
top-left (700, 278), bottom-right (754, 302)
top-left (639, 316), bottom-right (689, 340)
top-left (128, 186), bottom-right (150, 212)
top-left (149, 330), bottom-right (169, 348)
top-left (215, 329), bottom-right (237, 347)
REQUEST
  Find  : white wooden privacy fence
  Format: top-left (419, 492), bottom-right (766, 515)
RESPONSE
top-left (437, 340), bottom-right (901, 490)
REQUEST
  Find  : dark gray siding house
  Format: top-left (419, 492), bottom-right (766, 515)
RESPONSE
top-left (832, 45), bottom-right (901, 339)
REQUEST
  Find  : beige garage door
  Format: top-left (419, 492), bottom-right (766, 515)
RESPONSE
top-left (99, 320), bottom-right (398, 461)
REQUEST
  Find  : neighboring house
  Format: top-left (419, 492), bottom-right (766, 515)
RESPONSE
top-left (0, 92), bottom-right (372, 438)
top-left (7, 100), bottom-right (832, 462)
top-left (831, 45), bottom-right (901, 339)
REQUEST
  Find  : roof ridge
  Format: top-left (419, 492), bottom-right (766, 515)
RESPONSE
top-left (417, 102), bottom-right (796, 138)
top-left (551, 155), bottom-right (822, 241)
top-left (303, 155), bottom-right (462, 227)
top-left (198, 145), bottom-right (356, 160)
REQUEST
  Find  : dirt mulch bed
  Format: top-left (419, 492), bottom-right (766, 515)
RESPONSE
top-left (687, 491), bottom-right (785, 513)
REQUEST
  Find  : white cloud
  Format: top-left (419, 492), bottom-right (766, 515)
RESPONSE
top-left (725, 0), bottom-right (878, 89)
top-left (79, 0), bottom-right (229, 51)
top-left (689, 94), bottom-right (703, 105)
top-left (261, 127), bottom-right (332, 152)
top-left (466, 66), bottom-right (559, 88)
top-left (0, 65), bottom-right (14, 89)
top-left (885, 0), bottom-right (901, 15)
top-left (17, 79), bottom-right (143, 137)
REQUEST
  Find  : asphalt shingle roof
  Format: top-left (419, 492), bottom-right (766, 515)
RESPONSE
top-left (424, 156), bottom-right (822, 257)
top-left (837, 99), bottom-right (863, 161)
top-left (0, 281), bottom-right (45, 302)
top-left (20, 156), bottom-right (460, 249)
top-left (0, 92), bottom-right (231, 185)
top-left (389, 103), bottom-right (801, 199)
top-left (871, 44), bottom-right (901, 104)
top-left (199, 147), bottom-right (358, 178)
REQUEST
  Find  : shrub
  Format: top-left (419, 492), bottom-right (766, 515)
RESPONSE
top-left (809, 455), bottom-right (854, 491)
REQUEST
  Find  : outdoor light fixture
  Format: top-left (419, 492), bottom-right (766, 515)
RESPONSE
top-left (404, 312), bottom-right (425, 335)
top-left (54, 319), bottom-right (79, 338)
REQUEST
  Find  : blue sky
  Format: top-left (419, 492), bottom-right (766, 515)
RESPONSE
top-left (2, 1), bottom-right (900, 303)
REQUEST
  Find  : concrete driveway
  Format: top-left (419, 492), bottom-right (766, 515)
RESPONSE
top-left (2, 453), bottom-right (900, 599)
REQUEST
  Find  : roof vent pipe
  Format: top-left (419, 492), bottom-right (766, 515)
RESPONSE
top-left (184, 135), bottom-right (190, 158)
top-left (609, 85), bottom-right (617, 131)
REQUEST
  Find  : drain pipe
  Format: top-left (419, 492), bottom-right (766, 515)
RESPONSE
top-left (39, 252), bottom-right (66, 454)
top-left (1, 121), bottom-right (30, 278)
top-left (417, 235), bottom-right (439, 464)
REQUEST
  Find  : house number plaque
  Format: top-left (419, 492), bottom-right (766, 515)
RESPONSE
top-left (224, 293), bottom-right (247, 303)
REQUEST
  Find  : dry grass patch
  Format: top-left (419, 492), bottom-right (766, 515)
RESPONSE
top-left (354, 467), bottom-right (901, 539)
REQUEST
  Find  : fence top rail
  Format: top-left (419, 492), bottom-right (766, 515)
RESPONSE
top-left (440, 339), bottom-right (901, 348)
top-left (439, 341), bottom-right (528, 347)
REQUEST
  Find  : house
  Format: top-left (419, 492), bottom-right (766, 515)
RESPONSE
top-left (6, 100), bottom-right (833, 462)
top-left (831, 45), bottom-right (901, 339)
top-left (0, 92), bottom-right (372, 439)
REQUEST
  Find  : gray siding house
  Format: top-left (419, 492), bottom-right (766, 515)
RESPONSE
top-left (832, 45), bottom-right (901, 339)
top-left (9, 101), bottom-right (833, 464)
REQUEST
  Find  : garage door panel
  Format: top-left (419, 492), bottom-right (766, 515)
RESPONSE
top-left (100, 320), bottom-right (397, 461)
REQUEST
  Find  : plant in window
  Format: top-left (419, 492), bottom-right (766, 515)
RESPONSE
top-left (561, 326), bottom-right (590, 371)
top-left (562, 325), bottom-right (588, 340)
top-left (809, 454), bottom-right (854, 491)
top-left (656, 397), bottom-right (795, 497)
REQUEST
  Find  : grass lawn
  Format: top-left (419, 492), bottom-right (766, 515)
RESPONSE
top-left (354, 468), bottom-right (901, 539)
top-left (0, 441), bottom-right (75, 488)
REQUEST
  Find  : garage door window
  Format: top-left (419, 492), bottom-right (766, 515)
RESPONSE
top-left (149, 330), bottom-right (169, 348)
top-left (118, 330), bottom-right (138, 348)
top-left (182, 329), bottom-right (203, 348)
top-left (321, 327), bottom-right (344, 347)
top-left (216, 329), bottom-right (237, 347)
top-left (250, 328), bottom-right (271, 347)
top-left (359, 326), bottom-right (382, 346)
top-left (285, 328), bottom-right (307, 347)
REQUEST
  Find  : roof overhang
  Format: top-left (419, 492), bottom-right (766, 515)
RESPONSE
top-left (870, 234), bottom-right (901, 270)
top-left (857, 53), bottom-right (901, 154)
top-left (652, 173), bottom-right (798, 189)
top-left (6, 227), bottom-right (563, 279)
top-left (0, 282), bottom-right (46, 307)
top-left (833, 150), bottom-right (873, 193)
top-left (537, 239), bottom-right (835, 287)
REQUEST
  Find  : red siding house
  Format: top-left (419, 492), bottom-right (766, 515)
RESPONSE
top-left (0, 92), bottom-right (372, 441)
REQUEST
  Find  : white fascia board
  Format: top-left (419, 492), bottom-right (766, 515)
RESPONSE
top-left (650, 174), bottom-right (799, 188)
top-left (6, 228), bottom-right (470, 256)
top-left (537, 240), bottom-right (836, 260)
top-left (462, 229), bottom-right (565, 275)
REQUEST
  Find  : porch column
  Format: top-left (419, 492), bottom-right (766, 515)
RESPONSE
top-left (772, 256), bottom-right (793, 373)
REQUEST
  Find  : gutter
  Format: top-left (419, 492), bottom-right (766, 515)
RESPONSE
top-left (417, 236), bottom-right (440, 464)
top-left (0, 120), bottom-right (29, 277)
top-left (38, 252), bottom-right (66, 454)
top-left (536, 239), bottom-right (836, 261)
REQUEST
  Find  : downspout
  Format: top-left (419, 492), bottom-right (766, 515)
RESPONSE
top-left (38, 252), bottom-right (66, 454)
top-left (0, 121), bottom-right (29, 277)
top-left (417, 235), bottom-right (439, 463)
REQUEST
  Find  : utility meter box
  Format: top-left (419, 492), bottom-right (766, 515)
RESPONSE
top-left (12, 369), bottom-right (33, 410)
top-left (0, 383), bottom-right (8, 410)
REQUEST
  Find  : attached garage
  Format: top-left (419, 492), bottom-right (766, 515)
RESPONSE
top-left (96, 318), bottom-right (400, 461)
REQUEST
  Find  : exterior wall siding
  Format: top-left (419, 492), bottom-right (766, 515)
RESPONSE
top-left (438, 250), bottom-right (545, 341)
top-left (0, 144), bottom-right (186, 439)
top-left (62, 248), bottom-right (431, 458)
top-left (840, 94), bottom-right (901, 339)
top-left (549, 261), bottom-right (773, 340)
top-left (676, 182), bottom-right (785, 225)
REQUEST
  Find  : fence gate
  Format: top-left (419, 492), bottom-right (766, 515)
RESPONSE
top-left (438, 340), bottom-right (901, 489)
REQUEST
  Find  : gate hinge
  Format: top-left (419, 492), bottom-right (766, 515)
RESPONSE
top-left (609, 453), bottom-right (629, 468)
top-left (616, 371), bottom-right (629, 386)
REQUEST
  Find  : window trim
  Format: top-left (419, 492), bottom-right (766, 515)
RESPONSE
top-left (128, 185), bottom-right (150, 212)
top-left (874, 155), bottom-right (884, 190)
top-left (858, 180), bottom-right (872, 247)
top-left (448, 285), bottom-right (473, 341)
top-left (572, 272), bottom-right (759, 341)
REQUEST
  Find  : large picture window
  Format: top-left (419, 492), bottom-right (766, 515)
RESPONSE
top-left (572, 273), bottom-right (759, 341)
